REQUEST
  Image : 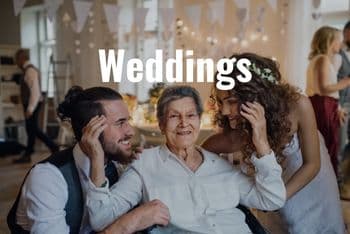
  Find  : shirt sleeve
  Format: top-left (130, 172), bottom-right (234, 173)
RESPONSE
top-left (86, 164), bottom-right (143, 231)
top-left (238, 151), bottom-right (286, 211)
top-left (24, 67), bottom-right (41, 113)
top-left (19, 163), bottom-right (70, 234)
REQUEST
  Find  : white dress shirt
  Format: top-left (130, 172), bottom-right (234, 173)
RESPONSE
top-left (22, 61), bottom-right (42, 113)
top-left (86, 145), bottom-right (286, 234)
top-left (16, 144), bottom-right (113, 234)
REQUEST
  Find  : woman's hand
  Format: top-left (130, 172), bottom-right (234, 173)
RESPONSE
top-left (240, 101), bottom-right (271, 157)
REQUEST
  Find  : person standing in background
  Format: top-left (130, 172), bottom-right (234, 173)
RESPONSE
top-left (13, 49), bottom-right (58, 163)
top-left (306, 26), bottom-right (350, 177)
top-left (334, 21), bottom-right (350, 199)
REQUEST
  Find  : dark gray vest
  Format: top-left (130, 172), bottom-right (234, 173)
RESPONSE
top-left (7, 148), bottom-right (84, 234)
top-left (20, 64), bottom-right (42, 109)
top-left (338, 49), bottom-right (350, 104)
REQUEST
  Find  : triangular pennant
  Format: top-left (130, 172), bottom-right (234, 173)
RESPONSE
top-left (44, 0), bottom-right (63, 21)
top-left (162, 30), bottom-right (173, 42)
top-left (256, 5), bottom-right (265, 21)
top-left (312, 0), bottom-right (321, 9)
top-left (160, 8), bottom-right (175, 29)
top-left (134, 8), bottom-right (149, 33)
top-left (119, 7), bottom-right (133, 34)
top-left (266, 0), bottom-right (277, 12)
top-left (103, 4), bottom-right (119, 33)
top-left (233, 0), bottom-right (249, 9)
top-left (13, 0), bottom-right (27, 16)
top-left (185, 5), bottom-right (202, 30)
top-left (236, 8), bottom-right (248, 22)
top-left (62, 12), bottom-right (71, 24)
top-left (208, 0), bottom-right (225, 27)
top-left (72, 0), bottom-right (93, 33)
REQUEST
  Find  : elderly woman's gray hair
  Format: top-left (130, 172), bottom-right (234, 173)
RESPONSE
top-left (156, 85), bottom-right (203, 124)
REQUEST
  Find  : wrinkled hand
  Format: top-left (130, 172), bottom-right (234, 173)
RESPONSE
top-left (240, 101), bottom-right (271, 156)
top-left (98, 199), bottom-right (170, 234)
top-left (134, 199), bottom-right (170, 230)
top-left (131, 146), bottom-right (143, 160)
top-left (338, 108), bottom-right (347, 125)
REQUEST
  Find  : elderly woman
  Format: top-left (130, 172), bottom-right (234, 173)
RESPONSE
top-left (85, 85), bottom-right (286, 233)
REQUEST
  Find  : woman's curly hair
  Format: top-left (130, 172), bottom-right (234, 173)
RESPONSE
top-left (212, 53), bottom-right (301, 161)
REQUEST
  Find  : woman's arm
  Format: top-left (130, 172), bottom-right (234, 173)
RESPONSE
top-left (284, 96), bottom-right (320, 199)
top-left (238, 101), bottom-right (286, 209)
top-left (316, 56), bottom-right (350, 95)
top-left (238, 151), bottom-right (286, 210)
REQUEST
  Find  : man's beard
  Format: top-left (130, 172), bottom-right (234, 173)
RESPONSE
top-left (101, 135), bottom-right (134, 165)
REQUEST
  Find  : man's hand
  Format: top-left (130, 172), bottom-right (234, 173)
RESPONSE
top-left (25, 109), bottom-right (33, 118)
top-left (79, 115), bottom-right (107, 187)
top-left (338, 107), bottom-right (348, 125)
top-left (100, 200), bottom-right (170, 234)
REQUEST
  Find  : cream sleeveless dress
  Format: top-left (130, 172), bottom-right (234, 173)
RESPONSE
top-left (256, 132), bottom-right (345, 234)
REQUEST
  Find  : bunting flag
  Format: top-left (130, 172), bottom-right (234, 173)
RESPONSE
top-left (71, 0), bottom-right (93, 33)
top-left (62, 12), bottom-right (71, 26)
top-left (256, 5), bottom-right (265, 20)
top-left (160, 8), bottom-right (175, 30)
top-left (160, 8), bottom-right (175, 41)
top-left (185, 5), bottom-right (202, 30)
top-left (134, 8), bottom-right (149, 34)
top-left (233, 0), bottom-right (249, 9)
top-left (208, 0), bottom-right (225, 27)
top-left (103, 4), bottom-right (119, 33)
top-left (44, 0), bottom-right (63, 21)
top-left (266, 0), bottom-right (277, 12)
top-left (119, 7), bottom-right (133, 33)
top-left (236, 8), bottom-right (248, 23)
top-left (13, 0), bottom-right (27, 16)
top-left (313, 0), bottom-right (322, 9)
top-left (233, 0), bottom-right (250, 23)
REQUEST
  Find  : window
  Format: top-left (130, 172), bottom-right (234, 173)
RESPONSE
top-left (320, 0), bottom-right (349, 13)
top-left (20, 5), bottom-right (56, 96)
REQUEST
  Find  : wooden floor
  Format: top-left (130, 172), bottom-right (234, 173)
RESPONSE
top-left (1, 151), bottom-right (350, 233)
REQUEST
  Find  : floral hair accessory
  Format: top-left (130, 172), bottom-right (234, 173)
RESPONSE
top-left (249, 62), bottom-right (277, 84)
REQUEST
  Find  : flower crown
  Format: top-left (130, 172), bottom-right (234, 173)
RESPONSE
top-left (249, 62), bottom-right (277, 84)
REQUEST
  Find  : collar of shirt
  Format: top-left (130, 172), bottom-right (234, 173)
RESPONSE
top-left (73, 144), bottom-right (91, 181)
top-left (158, 144), bottom-right (218, 176)
top-left (158, 144), bottom-right (208, 162)
top-left (72, 144), bottom-right (122, 181)
top-left (22, 61), bottom-right (32, 69)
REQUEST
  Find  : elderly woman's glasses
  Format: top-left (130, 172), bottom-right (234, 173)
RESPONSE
top-left (166, 112), bottom-right (199, 122)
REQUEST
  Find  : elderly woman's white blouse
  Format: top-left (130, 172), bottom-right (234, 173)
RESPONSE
top-left (86, 145), bottom-right (286, 233)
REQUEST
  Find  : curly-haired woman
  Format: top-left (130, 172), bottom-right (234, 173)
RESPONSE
top-left (202, 53), bottom-right (345, 233)
top-left (306, 26), bottom-right (350, 177)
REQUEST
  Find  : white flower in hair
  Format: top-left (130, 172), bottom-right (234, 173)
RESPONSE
top-left (249, 63), bottom-right (277, 84)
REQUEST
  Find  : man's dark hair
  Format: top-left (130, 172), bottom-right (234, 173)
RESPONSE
top-left (344, 20), bottom-right (350, 32)
top-left (57, 86), bottom-right (123, 141)
top-left (15, 49), bottom-right (30, 61)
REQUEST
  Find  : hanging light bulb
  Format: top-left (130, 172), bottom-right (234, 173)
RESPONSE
top-left (231, 37), bottom-right (239, 44)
